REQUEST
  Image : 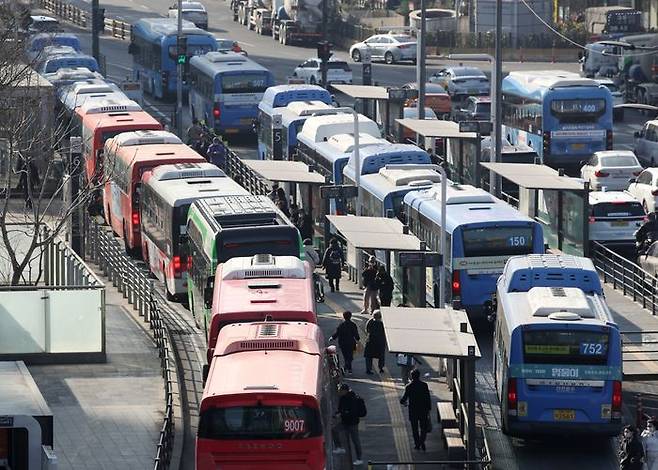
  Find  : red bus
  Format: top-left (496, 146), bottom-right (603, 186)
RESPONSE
top-left (77, 98), bottom-right (161, 208)
top-left (140, 162), bottom-right (249, 300)
top-left (197, 321), bottom-right (331, 470)
top-left (103, 131), bottom-right (206, 254)
top-left (206, 254), bottom-right (315, 365)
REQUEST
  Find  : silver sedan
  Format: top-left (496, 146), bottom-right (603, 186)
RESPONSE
top-left (349, 33), bottom-right (417, 65)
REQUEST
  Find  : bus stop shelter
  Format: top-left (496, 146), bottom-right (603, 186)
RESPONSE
top-left (481, 162), bottom-right (589, 256)
top-left (326, 215), bottom-right (427, 304)
top-left (396, 118), bottom-right (480, 184)
top-left (380, 306), bottom-right (482, 468)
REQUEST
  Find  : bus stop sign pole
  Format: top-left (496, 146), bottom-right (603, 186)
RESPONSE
top-left (272, 114), bottom-right (283, 160)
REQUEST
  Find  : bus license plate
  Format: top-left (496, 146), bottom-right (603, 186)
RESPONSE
top-left (553, 409), bottom-right (575, 421)
top-left (611, 220), bottom-right (628, 227)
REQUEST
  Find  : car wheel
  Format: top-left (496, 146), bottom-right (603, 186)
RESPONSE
top-left (351, 49), bottom-right (361, 63)
top-left (385, 51), bottom-right (394, 64)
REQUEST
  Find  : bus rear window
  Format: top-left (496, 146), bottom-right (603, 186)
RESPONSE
top-left (221, 73), bottom-right (270, 94)
top-left (523, 330), bottom-right (609, 365)
top-left (462, 226), bottom-right (533, 257)
top-left (198, 405), bottom-right (322, 440)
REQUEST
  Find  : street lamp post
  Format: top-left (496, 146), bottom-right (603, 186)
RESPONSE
top-left (416, 0), bottom-right (427, 121)
top-left (176, 0), bottom-right (183, 138)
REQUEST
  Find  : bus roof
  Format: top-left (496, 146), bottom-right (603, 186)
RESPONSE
top-left (112, 130), bottom-right (181, 146)
top-left (44, 67), bottom-right (103, 86)
top-left (498, 254), bottom-right (603, 294)
top-left (193, 195), bottom-right (285, 227)
top-left (61, 90), bottom-right (128, 112)
top-left (404, 183), bottom-right (533, 233)
top-left (82, 110), bottom-right (161, 135)
top-left (215, 322), bottom-right (322, 357)
top-left (504, 70), bottom-right (602, 99)
top-left (261, 84), bottom-right (332, 108)
top-left (77, 97), bottom-right (142, 115)
top-left (144, 162), bottom-right (248, 207)
top-left (133, 17), bottom-right (213, 39)
top-left (298, 113), bottom-right (380, 144)
top-left (345, 143), bottom-right (431, 176)
top-left (110, 142), bottom-right (205, 165)
top-left (357, 166), bottom-right (442, 200)
top-left (190, 51), bottom-right (270, 77)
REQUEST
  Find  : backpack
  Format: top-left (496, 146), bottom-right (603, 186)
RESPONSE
top-left (354, 394), bottom-right (367, 418)
top-left (328, 248), bottom-right (342, 265)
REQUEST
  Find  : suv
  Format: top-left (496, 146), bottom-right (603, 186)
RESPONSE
top-left (634, 120), bottom-right (658, 166)
top-left (588, 191), bottom-right (645, 253)
top-left (293, 58), bottom-right (352, 85)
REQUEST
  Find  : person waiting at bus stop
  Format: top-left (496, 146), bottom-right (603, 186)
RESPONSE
top-left (375, 265), bottom-right (394, 307)
top-left (322, 237), bottom-right (344, 292)
top-left (620, 425), bottom-right (645, 470)
top-left (361, 256), bottom-right (379, 314)
top-left (205, 137), bottom-right (227, 170)
top-left (186, 119), bottom-right (203, 147)
top-left (364, 310), bottom-right (386, 375)
top-left (400, 369), bottom-right (432, 451)
top-left (334, 383), bottom-right (364, 466)
top-left (329, 311), bottom-right (360, 374)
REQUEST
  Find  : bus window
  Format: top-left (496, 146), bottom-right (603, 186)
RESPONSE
top-left (523, 330), bottom-right (609, 365)
top-left (462, 226), bottom-right (534, 257)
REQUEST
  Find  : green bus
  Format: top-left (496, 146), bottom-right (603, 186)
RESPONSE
top-left (186, 194), bottom-right (303, 332)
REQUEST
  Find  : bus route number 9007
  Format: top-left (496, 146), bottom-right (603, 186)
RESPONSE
top-left (284, 419), bottom-right (306, 433)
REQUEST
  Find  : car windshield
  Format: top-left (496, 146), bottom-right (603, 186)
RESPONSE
top-left (475, 102), bottom-right (491, 114)
top-left (392, 35), bottom-right (415, 43)
top-left (454, 67), bottom-right (485, 77)
top-left (601, 155), bottom-right (638, 167)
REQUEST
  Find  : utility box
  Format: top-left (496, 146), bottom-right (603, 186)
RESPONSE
top-left (0, 361), bottom-right (54, 470)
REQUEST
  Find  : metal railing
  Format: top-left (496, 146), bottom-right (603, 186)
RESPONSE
top-left (590, 241), bottom-right (658, 315)
top-left (105, 18), bottom-right (131, 40)
top-left (39, 0), bottom-right (87, 27)
top-left (83, 217), bottom-right (176, 469)
top-left (225, 150), bottom-right (269, 195)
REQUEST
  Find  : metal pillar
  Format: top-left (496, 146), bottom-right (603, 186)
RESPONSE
top-left (492, 0), bottom-right (503, 197)
top-left (91, 0), bottom-right (100, 62)
top-left (416, 0), bottom-right (426, 121)
top-left (176, 0), bottom-right (184, 138)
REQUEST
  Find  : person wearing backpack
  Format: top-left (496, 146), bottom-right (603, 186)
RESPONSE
top-left (329, 311), bottom-right (360, 373)
top-left (322, 237), bottom-right (344, 292)
top-left (335, 383), bottom-right (365, 466)
top-left (400, 369), bottom-right (432, 451)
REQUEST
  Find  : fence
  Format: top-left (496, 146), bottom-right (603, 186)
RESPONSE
top-left (39, 0), bottom-right (87, 27)
top-left (224, 150), bottom-right (270, 195)
top-left (105, 18), bottom-right (131, 40)
top-left (83, 217), bottom-right (176, 470)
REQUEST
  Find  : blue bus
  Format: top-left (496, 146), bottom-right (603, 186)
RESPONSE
top-left (130, 18), bottom-right (217, 100)
top-left (38, 51), bottom-right (99, 75)
top-left (189, 51), bottom-right (275, 135)
top-left (257, 84), bottom-right (334, 160)
top-left (493, 254), bottom-right (622, 437)
top-left (26, 33), bottom-right (80, 63)
top-left (404, 183), bottom-right (545, 310)
top-left (502, 70), bottom-right (613, 168)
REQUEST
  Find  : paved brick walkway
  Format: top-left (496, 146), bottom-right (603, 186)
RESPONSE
top-left (29, 288), bottom-right (164, 470)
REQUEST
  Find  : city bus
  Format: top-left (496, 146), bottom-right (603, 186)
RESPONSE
top-left (140, 162), bottom-right (249, 299)
top-left (186, 195), bottom-right (303, 328)
top-left (102, 131), bottom-right (206, 254)
top-left (197, 321), bottom-right (331, 470)
top-left (77, 98), bottom-right (162, 211)
top-left (257, 84), bottom-right (334, 160)
top-left (404, 183), bottom-right (544, 310)
top-left (493, 254), bottom-right (623, 437)
top-left (206, 254), bottom-right (315, 364)
top-left (130, 18), bottom-right (217, 99)
top-left (189, 51), bottom-right (275, 135)
top-left (38, 51), bottom-right (99, 75)
top-left (25, 32), bottom-right (81, 63)
top-left (58, 80), bottom-right (126, 116)
top-left (346, 164), bottom-right (441, 218)
top-left (43, 67), bottom-right (104, 91)
top-left (502, 70), bottom-right (613, 169)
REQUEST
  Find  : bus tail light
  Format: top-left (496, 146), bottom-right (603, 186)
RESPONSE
top-left (507, 378), bottom-right (518, 415)
top-left (606, 130), bottom-right (613, 150)
top-left (594, 170), bottom-right (609, 177)
top-left (451, 270), bottom-right (461, 298)
top-left (612, 380), bottom-right (622, 418)
top-left (132, 210), bottom-right (140, 228)
top-left (542, 131), bottom-right (551, 156)
top-left (213, 104), bottom-right (221, 119)
top-left (172, 255), bottom-right (186, 278)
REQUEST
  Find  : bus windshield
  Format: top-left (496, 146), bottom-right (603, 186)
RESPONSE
top-left (221, 73), bottom-right (270, 94)
top-left (462, 226), bottom-right (533, 257)
top-left (523, 329), bottom-right (610, 365)
top-left (198, 405), bottom-right (322, 440)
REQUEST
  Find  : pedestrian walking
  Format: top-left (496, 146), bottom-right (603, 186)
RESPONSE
top-left (186, 119), bottom-right (203, 146)
top-left (303, 238), bottom-right (320, 271)
top-left (276, 187), bottom-right (290, 217)
top-left (643, 419), bottom-right (658, 470)
top-left (620, 425), bottom-right (645, 470)
top-left (334, 383), bottom-right (365, 466)
top-left (205, 137), bottom-right (227, 170)
top-left (375, 265), bottom-right (394, 307)
top-left (329, 311), bottom-right (360, 374)
top-left (364, 310), bottom-right (386, 375)
top-left (361, 256), bottom-right (379, 314)
top-left (398, 354), bottom-right (422, 385)
top-left (322, 238), bottom-right (344, 292)
top-left (400, 369), bottom-right (432, 451)
top-left (16, 155), bottom-right (40, 209)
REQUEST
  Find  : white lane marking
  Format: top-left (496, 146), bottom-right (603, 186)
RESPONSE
top-left (238, 41), bottom-right (255, 47)
top-left (107, 62), bottom-right (132, 72)
top-left (144, 98), bottom-right (170, 120)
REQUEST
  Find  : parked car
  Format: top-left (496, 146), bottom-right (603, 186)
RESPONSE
top-left (580, 150), bottom-right (642, 191)
top-left (452, 96), bottom-right (491, 123)
top-left (216, 38), bottom-right (247, 56)
top-left (350, 33), bottom-right (417, 65)
top-left (595, 78), bottom-right (624, 120)
top-left (293, 58), bottom-right (352, 85)
top-left (638, 240), bottom-right (658, 275)
top-left (401, 106), bottom-right (438, 142)
top-left (402, 82), bottom-right (451, 119)
top-left (168, 2), bottom-right (208, 29)
top-left (634, 120), bottom-right (658, 166)
top-left (26, 15), bottom-right (61, 35)
top-left (627, 167), bottom-right (658, 212)
top-left (588, 190), bottom-right (645, 253)
top-left (428, 66), bottom-right (490, 103)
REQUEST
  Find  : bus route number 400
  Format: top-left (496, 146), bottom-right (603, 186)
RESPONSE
top-left (284, 419), bottom-right (305, 433)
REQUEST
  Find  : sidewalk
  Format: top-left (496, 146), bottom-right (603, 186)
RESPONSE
top-left (28, 288), bottom-right (165, 470)
top-left (316, 275), bottom-right (456, 468)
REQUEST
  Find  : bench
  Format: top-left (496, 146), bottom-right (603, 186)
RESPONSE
top-left (436, 401), bottom-right (458, 430)
top-left (443, 428), bottom-right (467, 466)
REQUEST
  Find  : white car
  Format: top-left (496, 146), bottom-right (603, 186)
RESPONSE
top-left (168, 2), bottom-right (208, 29)
top-left (595, 78), bottom-right (624, 120)
top-left (293, 58), bottom-right (352, 86)
top-left (588, 190), bottom-right (645, 251)
top-left (580, 150), bottom-right (642, 191)
top-left (349, 33), bottom-right (417, 65)
top-left (628, 168), bottom-right (658, 213)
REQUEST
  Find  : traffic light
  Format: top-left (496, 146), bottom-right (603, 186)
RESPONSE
top-left (317, 41), bottom-right (332, 61)
top-left (177, 36), bottom-right (188, 64)
top-left (94, 8), bottom-right (105, 32)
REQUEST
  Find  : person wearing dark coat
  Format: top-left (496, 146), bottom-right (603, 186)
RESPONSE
top-left (330, 311), bottom-right (360, 373)
top-left (375, 265), bottom-right (394, 307)
top-left (322, 238), bottom-right (344, 292)
top-left (364, 310), bottom-right (386, 374)
top-left (400, 369), bottom-right (432, 451)
top-left (620, 425), bottom-right (645, 470)
top-left (361, 256), bottom-right (379, 314)
top-left (335, 384), bottom-right (363, 465)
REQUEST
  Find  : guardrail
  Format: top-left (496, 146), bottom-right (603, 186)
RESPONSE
top-left (225, 149), bottom-right (269, 195)
top-left (39, 0), bottom-right (87, 28)
top-left (590, 240), bottom-right (658, 315)
top-left (105, 18), bottom-right (131, 40)
top-left (84, 217), bottom-right (176, 469)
